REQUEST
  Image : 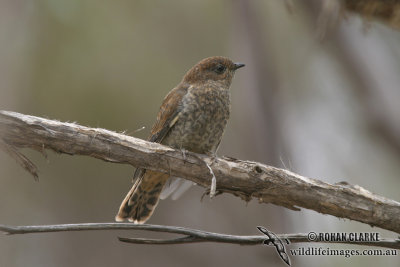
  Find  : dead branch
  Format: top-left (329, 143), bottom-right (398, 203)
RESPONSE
top-left (0, 223), bottom-right (399, 249)
top-left (1, 110), bottom-right (400, 234)
top-left (344, 0), bottom-right (400, 30)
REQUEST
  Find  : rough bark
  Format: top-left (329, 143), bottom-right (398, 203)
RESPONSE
top-left (1, 110), bottom-right (400, 234)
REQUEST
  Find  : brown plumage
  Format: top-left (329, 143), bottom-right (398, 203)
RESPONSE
top-left (115, 56), bottom-right (245, 223)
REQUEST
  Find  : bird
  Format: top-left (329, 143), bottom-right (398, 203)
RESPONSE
top-left (115, 56), bottom-right (245, 223)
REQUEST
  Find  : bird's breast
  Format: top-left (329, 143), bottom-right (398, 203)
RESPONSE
top-left (163, 85), bottom-right (231, 154)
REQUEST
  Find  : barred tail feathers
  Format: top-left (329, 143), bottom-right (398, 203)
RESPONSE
top-left (115, 171), bottom-right (169, 224)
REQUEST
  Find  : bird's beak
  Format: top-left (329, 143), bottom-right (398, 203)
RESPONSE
top-left (233, 62), bottom-right (245, 70)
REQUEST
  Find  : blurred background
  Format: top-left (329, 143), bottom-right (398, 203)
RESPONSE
top-left (1, 0), bottom-right (399, 266)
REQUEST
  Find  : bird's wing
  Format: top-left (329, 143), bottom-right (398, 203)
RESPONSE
top-left (144, 83), bottom-right (194, 200)
top-left (132, 84), bottom-right (188, 180)
top-left (148, 83), bottom-right (188, 143)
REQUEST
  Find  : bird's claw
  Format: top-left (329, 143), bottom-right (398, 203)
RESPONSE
top-left (180, 148), bottom-right (187, 162)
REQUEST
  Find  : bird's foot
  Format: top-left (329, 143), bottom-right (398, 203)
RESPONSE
top-left (180, 148), bottom-right (188, 162)
top-left (204, 154), bottom-right (217, 198)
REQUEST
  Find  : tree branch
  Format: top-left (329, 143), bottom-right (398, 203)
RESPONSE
top-left (1, 110), bottom-right (400, 234)
top-left (0, 223), bottom-right (399, 249)
top-left (344, 0), bottom-right (400, 30)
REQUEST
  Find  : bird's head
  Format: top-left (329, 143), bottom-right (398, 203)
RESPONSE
top-left (183, 56), bottom-right (245, 88)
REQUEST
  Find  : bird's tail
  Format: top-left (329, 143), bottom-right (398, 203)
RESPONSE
top-left (115, 170), bottom-right (169, 224)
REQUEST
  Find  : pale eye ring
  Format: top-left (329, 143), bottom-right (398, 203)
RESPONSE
top-left (214, 64), bottom-right (226, 74)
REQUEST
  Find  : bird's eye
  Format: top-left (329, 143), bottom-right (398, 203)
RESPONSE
top-left (214, 64), bottom-right (226, 74)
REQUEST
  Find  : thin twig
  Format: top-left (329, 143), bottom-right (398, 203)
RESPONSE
top-left (0, 223), bottom-right (399, 249)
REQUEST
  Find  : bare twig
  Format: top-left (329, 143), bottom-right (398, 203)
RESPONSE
top-left (0, 223), bottom-right (399, 249)
top-left (0, 110), bottom-right (400, 234)
top-left (0, 139), bottom-right (38, 180)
